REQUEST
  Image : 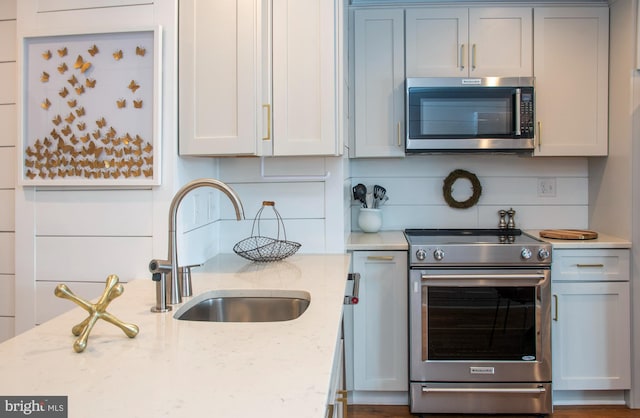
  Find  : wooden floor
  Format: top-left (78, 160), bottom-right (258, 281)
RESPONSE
top-left (349, 405), bottom-right (640, 418)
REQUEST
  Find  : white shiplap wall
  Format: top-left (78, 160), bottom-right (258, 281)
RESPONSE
top-left (0, 0), bottom-right (16, 343)
top-left (13, 0), bottom-right (223, 330)
top-left (350, 155), bottom-right (589, 231)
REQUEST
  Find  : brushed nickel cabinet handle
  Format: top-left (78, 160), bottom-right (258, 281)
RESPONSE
top-left (576, 263), bottom-right (605, 268)
top-left (397, 122), bottom-right (401, 147)
top-left (460, 44), bottom-right (465, 70)
top-left (262, 104), bottom-right (271, 141)
top-left (367, 255), bottom-right (395, 261)
top-left (472, 44), bottom-right (477, 70)
top-left (553, 294), bottom-right (558, 321)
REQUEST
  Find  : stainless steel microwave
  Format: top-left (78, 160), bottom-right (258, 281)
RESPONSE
top-left (406, 77), bottom-right (535, 153)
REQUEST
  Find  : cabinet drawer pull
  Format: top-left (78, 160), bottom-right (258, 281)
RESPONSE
top-left (262, 104), bottom-right (271, 141)
top-left (367, 255), bottom-right (395, 261)
top-left (397, 122), bottom-right (402, 147)
top-left (459, 44), bottom-right (465, 70)
top-left (553, 294), bottom-right (558, 321)
top-left (576, 263), bottom-right (605, 268)
top-left (537, 121), bottom-right (542, 150)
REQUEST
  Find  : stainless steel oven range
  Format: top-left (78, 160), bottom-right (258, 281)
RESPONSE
top-left (404, 228), bottom-right (552, 415)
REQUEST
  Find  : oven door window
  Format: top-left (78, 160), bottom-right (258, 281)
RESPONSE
top-left (408, 87), bottom-right (514, 138)
top-left (425, 286), bottom-right (536, 361)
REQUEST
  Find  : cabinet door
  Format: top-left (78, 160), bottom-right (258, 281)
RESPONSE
top-left (179, 0), bottom-right (261, 156)
top-left (406, 8), bottom-right (468, 77)
top-left (468, 8), bottom-right (532, 77)
top-left (352, 251), bottom-right (408, 391)
top-left (533, 7), bottom-right (608, 156)
top-left (270, 0), bottom-right (341, 156)
top-left (353, 9), bottom-right (405, 158)
top-left (551, 281), bottom-right (631, 390)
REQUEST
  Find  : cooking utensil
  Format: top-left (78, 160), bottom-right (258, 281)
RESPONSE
top-left (353, 183), bottom-right (367, 208)
top-left (373, 185), bottom-right (386, 208)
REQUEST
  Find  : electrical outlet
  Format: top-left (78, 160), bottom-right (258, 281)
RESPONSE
top-left (537, 177), bottom-right (556, 197)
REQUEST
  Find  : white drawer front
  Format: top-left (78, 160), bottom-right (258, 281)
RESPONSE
top-left (552, 249), bottom-right (630, 282)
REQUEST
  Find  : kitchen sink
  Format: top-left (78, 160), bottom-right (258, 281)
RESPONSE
top-left (174, 289), bottom-right (310, 322)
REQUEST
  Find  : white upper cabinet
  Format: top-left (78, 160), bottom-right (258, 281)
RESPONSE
top-left (179, 0), bottom-right (260, 156)
top-left (352, 9), bottom-right (405, 158)
top-left (533, 7), bottom-right (608, 156)
top-left (269, 0), bottom-right (343, 156)
top-left (405, 7), bottom-right (532, 78)
top-left (179, 0), bottom-right (343, 156)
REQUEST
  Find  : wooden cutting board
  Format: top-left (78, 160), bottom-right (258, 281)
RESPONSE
top-left (539, 229), bottom-right (598, 240)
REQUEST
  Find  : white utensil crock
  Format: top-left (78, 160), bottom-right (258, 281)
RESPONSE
top-left (358, 208), bottom-right (382, 233)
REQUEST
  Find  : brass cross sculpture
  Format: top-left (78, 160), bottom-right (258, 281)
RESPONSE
top-left (54, 274), bottom-right (139, 353)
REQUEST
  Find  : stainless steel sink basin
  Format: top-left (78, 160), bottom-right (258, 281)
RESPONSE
top-left (174, 289), bottom-right (310, 322)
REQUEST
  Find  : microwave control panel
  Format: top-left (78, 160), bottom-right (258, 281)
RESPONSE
top-left (520, 89), bottom-right (535, 138)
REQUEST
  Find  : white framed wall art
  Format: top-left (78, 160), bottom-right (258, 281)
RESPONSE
top-left (19, 27), bottom-right (162, 186)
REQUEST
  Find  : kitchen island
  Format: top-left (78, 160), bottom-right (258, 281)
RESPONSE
top-left (0, 254), bottom-right (351, 418)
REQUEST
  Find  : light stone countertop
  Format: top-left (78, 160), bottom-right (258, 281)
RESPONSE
top-left (346, 231), bottom-right (408, 251)
top-left (526, 229), bottom-right (631, 249)
top-left (0, 254), bottom-right (351, 418)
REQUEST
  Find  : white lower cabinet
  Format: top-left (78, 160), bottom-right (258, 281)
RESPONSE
top-left (348, 251), bottom-right (408, 395)
top-left (551, 249), bottom-right (631, 391)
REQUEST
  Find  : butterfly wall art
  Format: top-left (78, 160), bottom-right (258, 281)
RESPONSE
top-left (21, 28), bottom-right (161, 185)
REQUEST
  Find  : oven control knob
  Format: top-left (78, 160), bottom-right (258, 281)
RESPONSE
top-left (538, 248), bottom-right (550, 261)
top-left (520, 248), bottom-right (532, 260)
top-left (416, 249), bottom-right (427, 261)
top-left (433, 248), bottom-right (445, 261)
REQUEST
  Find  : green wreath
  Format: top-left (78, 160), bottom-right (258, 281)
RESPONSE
top-left (443, 169), bottom-right (482, 209)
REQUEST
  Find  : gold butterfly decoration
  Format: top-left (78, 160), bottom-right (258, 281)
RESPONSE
top-left (26, 170), bottom-right (36, 180)
top-left (88, 44), bottom-right (99, 56)
top-left (41, 72), bottom-right (50, 83)
top-left (80, 134), bottom-right (90, 143)
top-left (67, 99), bottom-right (77, 108)
top-left (96, 117), bottom-right (107, 128)
top-left (50, 129), bottom-right (60, 139)
top-left (74, 55), bottom-right (91, 73)
top-left (57, 63), bottom-right (68, 74)
top-left (25, 159), bottom-right (34, 168)
top-left (128, 80), bottom-right (140, 93)
top-left (61, 125), bottom-right (72, 136)
top-left (143, 167), bottom-right (153, 178)
top-left (42, 50), bottom-right (52, 60)
top-left (68, 75), bottom-right (78, 86)
top-left (143, 142), bottom-right (153, 153)
top-left (76, 122), bottom-right (86, 131)
top-left (92, 130), bottom-right (101, 140)
top-left (52, 115), bottom-right (62, 126)
top-left (133, 99), bottom-right (143, 109)
top-left (59, 87), bottom-right (69, 98)
top-left (57, 47), bottom-right (68, 57)
top-left (133, 135), bottom-right (143, 147)
top-left (85, 78), bottom-right (96, 88)
top-left (76, 107), bottom-right (85, 117)
top-left (136, 46), bottom-right (146, 57)
top-left (43, 137), bottom-right (52, 147)
top-left (116, 99), bottom-right (126, 109)
top-left (69, 135), bottom-right (78, 145)
top-left (75, 85), bottom-right (85, 95)
top-left (41, 98), bottom-right (51, 110)
top-left (106, 127), bottom-right (116, 138)
top-left (64, 113), bottom-right (75, 124)
top-left (112, 170), bottom-right (121, 179)
top-left (144, 156), bottom-right (153, 165)
top-left (122, 133), bottom-right (132, 145)
top-left (113, 50), bottom-right (123, 61)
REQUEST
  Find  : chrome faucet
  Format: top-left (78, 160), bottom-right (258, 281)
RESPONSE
top-left (149, 179), bottom-right (245, 312)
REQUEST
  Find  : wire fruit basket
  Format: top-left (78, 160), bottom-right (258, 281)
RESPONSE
top-left (233, 201), bottom-right (301, 262)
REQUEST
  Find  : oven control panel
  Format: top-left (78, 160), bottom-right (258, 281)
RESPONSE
top-left (410, 245), bottom-right (552, 266)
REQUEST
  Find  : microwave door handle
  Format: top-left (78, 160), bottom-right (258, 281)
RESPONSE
top-left (514, 88), bottom-right (521, 136)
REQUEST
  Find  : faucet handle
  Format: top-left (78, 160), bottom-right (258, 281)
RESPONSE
top-left (179, 263), bottom-right (202, 298)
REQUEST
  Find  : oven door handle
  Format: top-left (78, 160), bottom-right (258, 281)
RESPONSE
top-left (421, 387), bottom-right (546, 394)
top-left (422, 273), bottom-right (545, 281)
